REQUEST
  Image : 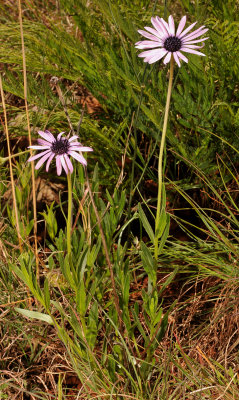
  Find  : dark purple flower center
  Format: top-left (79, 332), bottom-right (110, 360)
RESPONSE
top-left (51, 138), bottom-right (70, 155)
top-left (164, 36), bottom-right (182, 52)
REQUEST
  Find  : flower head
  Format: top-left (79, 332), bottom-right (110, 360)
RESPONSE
top-left (28, 130), bottom-right (93, 175)
top-left (135, 15), bottom-right (208, 67)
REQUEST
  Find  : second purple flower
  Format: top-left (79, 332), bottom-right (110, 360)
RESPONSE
top-left (28, 130), bottom-right (93, 175)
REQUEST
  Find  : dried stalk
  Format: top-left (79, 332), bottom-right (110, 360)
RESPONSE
top-left (0, 76), bottom-right (22, 252)
top-left (18, 0), bottom-right (39, 278)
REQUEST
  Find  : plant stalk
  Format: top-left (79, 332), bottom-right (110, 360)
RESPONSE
top-left (67, 172), bottom-right (72, 258)
top-left (154, 57), bottom-right (174, 260)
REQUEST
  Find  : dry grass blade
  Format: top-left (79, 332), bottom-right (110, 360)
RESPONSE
top-left (18, 0), bottom-right (39, 279)
top-left (0, 76), bottom-right (22, 252)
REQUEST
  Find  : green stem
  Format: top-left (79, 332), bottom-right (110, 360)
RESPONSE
top-left (154, 57), bottom-right (174, 260)
top-left (0, 150), bottom-right (30, 165)
top-left (67, 172), bottom-right (72, 258)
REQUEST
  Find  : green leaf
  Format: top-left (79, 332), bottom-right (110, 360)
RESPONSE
top-left (138, 204), bottom-right (155, 243)
top-left (76, 280), bottom-right (86, 317)
top-left (15, 308), bottom-right (54, 325)
top-left (132, 305), bottom-right (147, 343)
top-left (140, 242), bottom-right (157, 287)
top-left (157, 213), bottom-right (170, 255)
top-left (155, 208), bottom-right (167, 239)
top-left (87, 238), bottom-right (101, 267)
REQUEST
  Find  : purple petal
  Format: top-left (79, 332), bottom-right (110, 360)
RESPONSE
top-left (168, 15), bottom-right (175, 35)
top-left (177, 51), bottom-right (188, 63)
top-left (28, 145), bottom-right (51, 150)
top-left (138, 29), bottom-right (161, 41)
top-left (160, 18), bottom-right (170, 34)
top-left (56, 155), bottom-right (62, 176)
top-left (151, 17), bottom-right (165, 37)
top-left (37, 138), bottom-right (52, 146)
top-left (68, 135), bottom-right (80, 142)
top-left (60, 155), bottom-right (68, 174)
top-left (144, 26), bottom-right (164, 39)
top-left (45, 153), bottom-right (55, 172)
top-left (57, 132), bottom-right (65, 140)
top-left (163, 52), bottom-right (172, 64)
top-left (146, 49), bottom-right (168, 64)
top-left (35, 152), bottom-right (53, 170)
top-left (69, 146), bottom-right (87, 151)
top-left (28, 150), bottom-right (52, 162)
top-left (155, 17), bottom-right (169, 36)
top-left (69, 151), bottom-right (87, 166)
top-left (38, 130), bottom-right (55, 143)
top-left (181, 47), bottom-right (206, 56)
top-left (64, 155), bottom-right (73, 173)
top-left (178, 21), bottom-right (197, 39)
top-left (182, 37), bottom-right (209, 44)
top-left (176, 16), bottom-right (186, 36)
top-left (183, 27), bottom-right (208, 41)
top-left (135, 40), bottom-right (162, 49)
top-left (182, 44), bottom-right (205, 49)
top-left (139, 49), bottom-right (156, 58)
top-left (70, 146), bottom-right (93, 152)
top-left (68, 141), bottom-right (82, 147)
top-left (138, 48), bottom-right (163, 58)
top-left (173, 52), bottom-right (181, 67)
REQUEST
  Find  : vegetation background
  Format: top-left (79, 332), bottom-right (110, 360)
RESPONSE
top-left (0, 0), bottom-right (239, 399)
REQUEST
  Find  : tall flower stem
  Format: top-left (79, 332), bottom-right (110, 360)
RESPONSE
top-left (154, 57), bottom-right (174, 260)
top-left (67, 172), bottom-right (73, 258)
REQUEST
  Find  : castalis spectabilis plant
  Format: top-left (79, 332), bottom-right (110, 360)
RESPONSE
top-left (28, 131), bottom-right (93, 175)
top-left (135, 15), bottom-right (209, 260)
top-left (135, 15), bottom-right (208, 67)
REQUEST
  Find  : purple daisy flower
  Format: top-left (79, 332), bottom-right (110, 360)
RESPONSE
top-left (28, 130), bottom-right (93, 175)
top-left (135, 15), bottom-right (209, 67)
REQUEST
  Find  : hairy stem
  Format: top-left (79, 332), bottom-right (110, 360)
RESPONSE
top-left (154, 57), bottom-right (174, 260)
top-left (67, 172), bottom-right (72, 258)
